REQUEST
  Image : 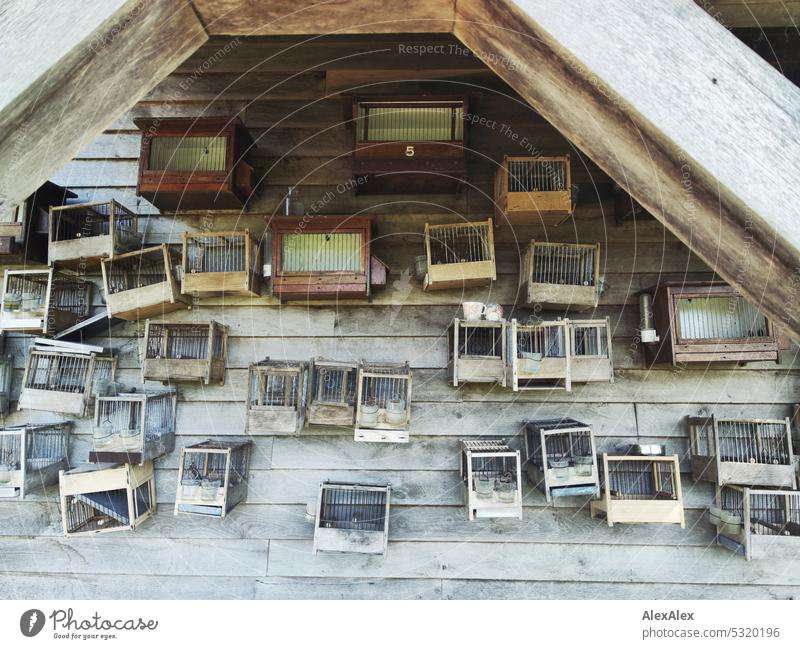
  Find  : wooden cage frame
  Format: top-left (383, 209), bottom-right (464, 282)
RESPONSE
top-left (423, 219), bottom-right (496, 291)
top-left (687, 415), bottom-right (796, 488)
top-left (306, 359), bottom-right (359, 427)
top-left (48, 200), bottom-right (141, 266)
top-left (354, 361), bottom-right (413, 444)
top-left (506, 318), bottom-right (571, 391)
top-left (519, 241), bottom-right (601, 310)
top-left (569, 317), bottom-right (615, 384)
top-left (101, 244), bottom-right (188, 320)
top-left (461, 439), bottom-right (523, 520)
top-left (0, 422), bottom-right (72, 499)
top-left (312, 481), bottom-right (391, 555)
top-left (59, 462), bottom-right (155, 536)
top-left (494, 155), bottom-right (573, 226)
top-left (0, 268), bottom-right (91, 334)
top-left (174, 440), bottom-right (252, 518)
top-left (0, 351), bottom-right (12, 414)
top-left (448, 317), bottom-right (507, 387)
top-left (142, 319), bottom-right (228, 385)
top-left (181, 229), bottom-right (261, 298)
top-left (590, 454), bottom-right (685, 527)
top-left (246, 360), bottom-right (309, 434)
top-left (523, 418), bottom-right (600, 503)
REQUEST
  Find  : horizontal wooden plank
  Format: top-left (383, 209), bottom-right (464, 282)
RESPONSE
top-left (255, 577), bottom-right (442, 599)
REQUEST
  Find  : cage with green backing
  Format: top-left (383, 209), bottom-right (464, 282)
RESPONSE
top-left (0, 422), bottom-right (72, 499)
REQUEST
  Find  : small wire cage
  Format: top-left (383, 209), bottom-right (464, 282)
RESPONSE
top-left (0, 269), bottom-right (91, 334)
top-left (520, 241), bottom-right (600, 309)
top-left (0, 423), bottom-right (71, 499)
top-left (307, 359), bottom-right (359, 427)
top-left (423, 220), bottom-right (496, 290)
top-left (182, 230), bottom-right (261, 297)
top-left (48, 200), bottom-right (141, 265)
top-left (142, 320), bottom-right (228, 385)
top-left (90, 391), bottom-right (177, 465)
top-left (688, 415), bottom-right (795, 488)
top-left (448, 317), bottom-right (507, 386)
top-left (460, 439), bottom-right (522, 520)
top-left (495, 155), bottom-right (573, 226)
top-left (569, 318), bottom-right (614, 384)
top-left (101, 244), bottom-right (187, 320)
top-left (523, 418), bottom-right (599, 503)
top-left (715, 484), bottom-right (800, 560)
top-left (59, 462), bottom-right (155, 536)
top-left (246, 360), bottom-right (309, 433)
top-left (591, 454), bottom-right (685, 527)
top-left (354, 362), bottom-right (412, 443)
top-left (0, 352), bottom-right (13, 414)
top-left (313, 481), bottom-right (391, 555)
top-left (19, 348), bottom-right (117, 416)
top-left (175, 440), bottom-right (252, 518)
top-left (506, 319), bottom-right (570, 391)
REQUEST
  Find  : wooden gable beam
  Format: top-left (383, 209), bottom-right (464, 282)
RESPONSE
top-left (455, 0), bottom-right (800, 343)
top-left (0, 0), bottom-right (207, 212)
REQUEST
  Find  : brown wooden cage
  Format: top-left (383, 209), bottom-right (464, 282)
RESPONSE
top-left (448, 318), bottom-right (507, 387)
top-left (519, 241), bottom-right (601, 310)
top-left (142, 320), bottom-right (228, 385)
top-left (182, 229), bottom-right (261, 298)
top-left (494, 155), bottom-right (573, 226)
top-left (423, 219), bottom-right (496, 291)
top-left (134, 117), bottom-right (255, 211)
top-left (307, 359), bottom-right (358, 427)
top-left (246, 360), bottom-right (309, 434)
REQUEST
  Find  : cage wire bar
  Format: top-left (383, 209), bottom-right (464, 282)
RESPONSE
top-left (461, 440), bottom-right (523, 520)
top-left (313, 481), bottom-right (391, 555)
top-left (507, 157), bottom-right (568, 193)
top-left (0, 423), bottom-right (71, 499)
top-left (677, 295), bottom-right (770, 340)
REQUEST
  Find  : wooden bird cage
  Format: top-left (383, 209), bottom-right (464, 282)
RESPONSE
top-left (643, 282), bottom-right (779, 365)
top-left (174, 440), bottom-right (252, 518)
top-left (523, 418), bottom-right (599, 503)
top-left (182, 229), bottom-right (261, 298)
top-left (59, 462), bottom-right (155, 536)
top-left (494, 155), bottom-right (573, 226)
top-left (461, 439), bottom-right (523, 520)
top-left (48, 200), bottom-right (141, 266)
top-left (312, 481), bottom-right (391, 555)
top-left (0, 350), bottom-right (12, 414)
top-left (19, 343), bottom-right (116, 416)
top-left (307, 359), bottom-right (359, 427)
top-left (142, 320), bottom-right (228, 385)
top-left (354, 362), bottom-right (412, 443)
top-left (688, 415), bottom-right (796, 488)
top-left (423, 219), bottom-right (496, 291)
top-left (506, 319), bottom-right (570, 391)
top-left (0, 423), bottom-right (71, 499)
top-left (89, 391), bottom-right (177, 465)
top-left (270, 216), bottom-right (387, 301)
top-left (519, 241), bottom-right (601, 309)
top-left (352, 96), bottom-right (467, 194)
top-left (448, 317), bottom-right (507, 386)
top-left (0, 269), bottom-right (91, 334)
top-left (246, 360), bottom-right (308, 434)
top-left (569, 317), bottom-right (614, 384)
top-left (714, 484), bottom-right (800, 560)
top-left (590, 454), bottom-right (685, 527)
top-left (134, 117), bottom-right (255, 211)
top-left (101, 244), bottom-right (188, 320)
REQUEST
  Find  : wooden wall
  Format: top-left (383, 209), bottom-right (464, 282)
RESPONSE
top-left (1, 34), bottom-right (799, 600)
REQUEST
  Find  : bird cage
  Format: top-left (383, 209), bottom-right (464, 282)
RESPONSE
top-left (0, 269), bottom-right (91, 334)
top-left (590, 454), bottom-right (685, 527)
top-left (523, 418), bottom-right (599, 503)
top-left (460, 440), bottom-right (523, 520)
top-left (59, 462), bottom-right (155, 536)
top-left (48, 200), bottom-right (141, 266)
top-left (313, 481), bottom-right (391, 555)
top-left (354, 362), bottom-right (412, 443)
top-left (89, 391), bottom-right (177, 465)
top-left (448, 317), bottom-right (507, 386)
top-left (569, 317), bottom-right (614, 383)
top-left (174, 440), bottom-right (252, 518)
top-left (142, 320), bottom-right (228, 385)
top-left (0, 423), bottom-right (71, 499)
top-left (352, 95), bottom-right (468, 194)
top-left (423, 219), bottom-right (496, 291)
top-left (134, 117), bottom-right (255, 211)
top-left (494, 155), bottom-right (573, 226)
top-left (101, 244), bottom-right (188, 320)
top-left (0, 350), bottom-right (12, 414)
top-left (246, 360), bottom-right (309, 434)
top-left (18, 344), bottom-right (117, 416)
top-left (270, 216), bottom-right (387, 301)
top-left (519, 241), bottom-right (601, 310)
top-left (181, 229), bottom-right (261, 298)
top-left (307, 359), bottom-right (358, 427)
top-left (687, 415), bottom-right (796, 488)
top-left (642, 282), bottom-right (779, 364)
top-left (714, 484), bottom-right (800, 560)
top-left (506, 318), bottom-right (570, 391)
